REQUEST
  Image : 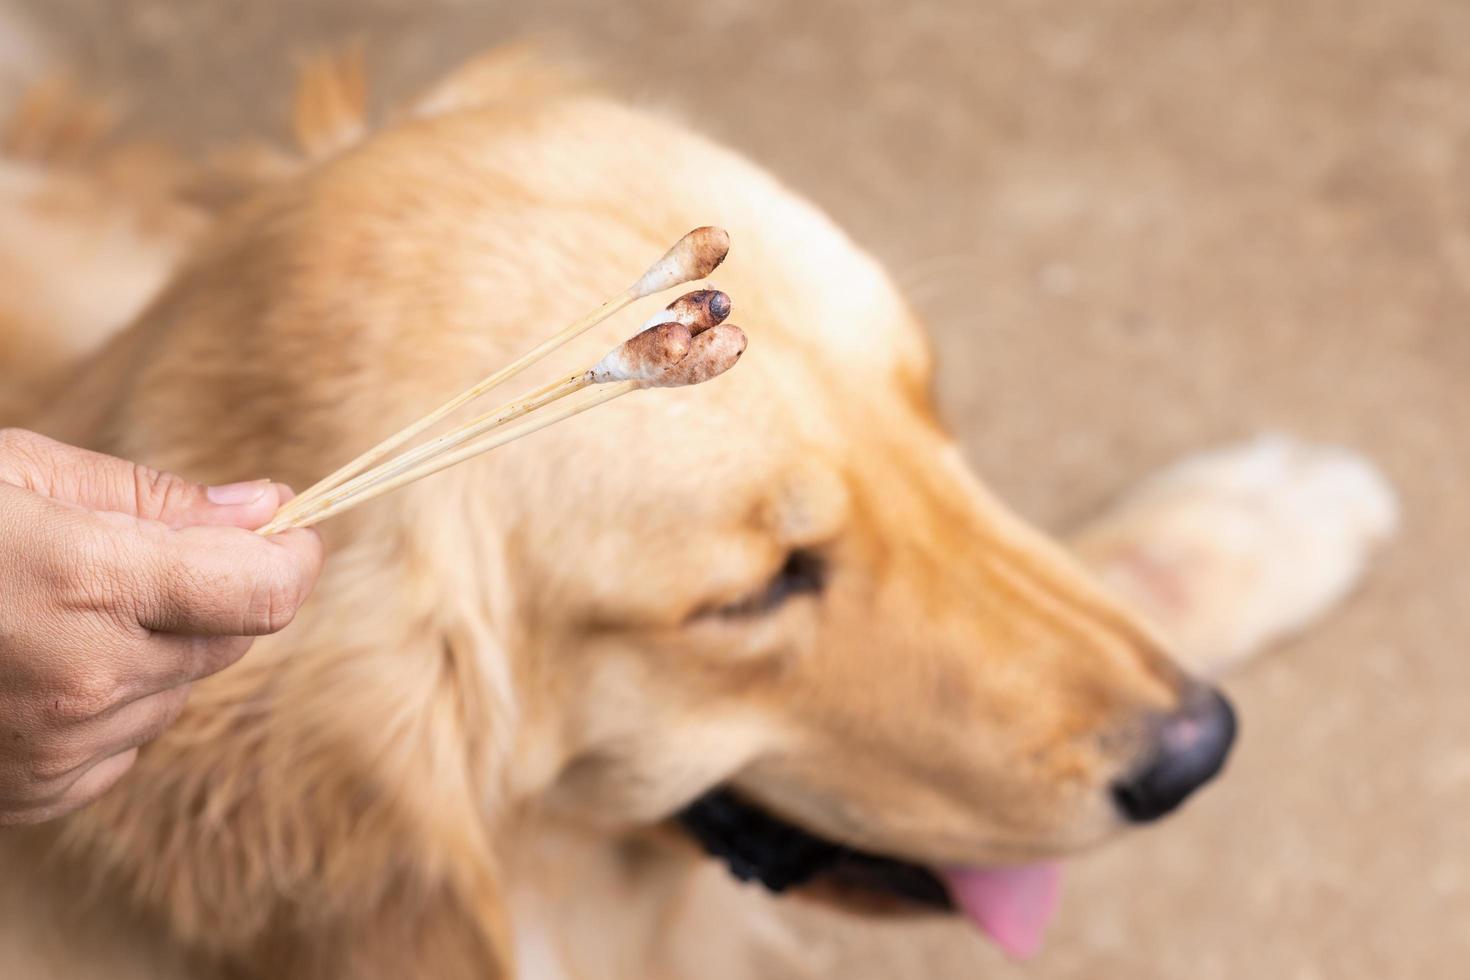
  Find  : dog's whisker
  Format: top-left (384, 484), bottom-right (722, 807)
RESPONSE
top-left (271, 227), bottom-right (729, 523)
top-left (892, 251), bottom-right (985, 305)
top-left (263, 323), bottom-right (746, 533)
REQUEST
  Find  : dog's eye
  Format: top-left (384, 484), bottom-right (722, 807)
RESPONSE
top-left (714, 549), bottom-right (827, 618)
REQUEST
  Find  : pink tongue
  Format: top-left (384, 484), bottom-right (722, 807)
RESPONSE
top-left (939, 863), bottom-right (1063, 960)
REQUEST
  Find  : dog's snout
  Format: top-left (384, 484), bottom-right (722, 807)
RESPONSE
top-left (1112, 687), bottom-right (1237, 823)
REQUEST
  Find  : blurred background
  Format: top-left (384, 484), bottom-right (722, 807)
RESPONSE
top-left (3, 0), bottom-right (1465, 976)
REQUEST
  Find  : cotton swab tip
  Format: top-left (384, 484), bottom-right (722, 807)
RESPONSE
top-left (643, 322), bottom-right (747, 388)
top-left (638, 288), bottom-right (734, 335)
top-left (589, 320), bottom-right (695, 384)
top-left (631, 226), bottom-right (731, 298)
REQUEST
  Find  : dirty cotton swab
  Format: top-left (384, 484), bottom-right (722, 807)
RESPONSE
top-left (637, 287), bottom-right (732, 334)
top-left (260, 319), bottom-right (698, 534)
top-left (265, 324), bottom-right (747, 533)
top-left (272, 227), bottom-right (730, 523)
top-left (261, 289), bottom-right (729, 535)
top-left (346, 284), bottom-right (731, 496)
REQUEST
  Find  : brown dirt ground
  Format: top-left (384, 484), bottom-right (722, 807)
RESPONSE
top-left (5, 1), bottom-right (1466, 976)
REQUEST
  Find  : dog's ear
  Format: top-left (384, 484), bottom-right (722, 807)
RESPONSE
top-left (48, 527), bottom-right (522, 976)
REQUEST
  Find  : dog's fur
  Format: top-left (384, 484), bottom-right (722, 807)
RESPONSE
top-left (0, 49), bottom-right (1395, 979)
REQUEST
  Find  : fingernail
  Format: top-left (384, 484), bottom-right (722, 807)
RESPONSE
top-left (207, 480), bottom-right (273, 506)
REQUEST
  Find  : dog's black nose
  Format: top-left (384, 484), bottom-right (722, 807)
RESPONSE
top-left (1113, 687), bottom-right (1237, 823)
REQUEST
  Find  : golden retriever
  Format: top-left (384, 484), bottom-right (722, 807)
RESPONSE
top-left (0, 48), bottom-right (1395, 979)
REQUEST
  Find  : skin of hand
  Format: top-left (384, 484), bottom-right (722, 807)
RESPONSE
top-left (0, 428), bottom-right (323, 825)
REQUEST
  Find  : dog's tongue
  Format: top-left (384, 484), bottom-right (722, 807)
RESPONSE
top-left (939, 863), bottom-right (1063, 960)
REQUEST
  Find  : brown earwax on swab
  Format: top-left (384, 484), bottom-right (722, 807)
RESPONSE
top-left (637, 288), bottom-right (732, 335)
top-left (266, 323), bottom-right (747, 532)
top-left (628, 229), bottom-right (731, 297)
top-left (271, 227), bottom-right (730, 524)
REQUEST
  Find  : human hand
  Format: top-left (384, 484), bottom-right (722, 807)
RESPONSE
top-left (0, 429), bottom-right (322, 824)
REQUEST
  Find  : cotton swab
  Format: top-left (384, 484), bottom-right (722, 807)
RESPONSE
top-left (261, 286), bottom-right (732, 534)
top-left (259, 319), bottom-right (697, 533)
top-left (272, 227), bottom-right (730, 523)
top-left (637, 288), bottom-right (732, 334)
top-left (264, 323), bottom-right (747, 532)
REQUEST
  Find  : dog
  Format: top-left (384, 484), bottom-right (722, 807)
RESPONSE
top-left (0, 48), bottom-right (1396, 979)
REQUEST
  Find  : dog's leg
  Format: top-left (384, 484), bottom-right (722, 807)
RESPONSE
top-left (1068, 435), bottom-right (1397, 678)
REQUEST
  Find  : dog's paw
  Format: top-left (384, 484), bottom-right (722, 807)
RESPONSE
top-left (1071, 435), bottom-right (1398, 678)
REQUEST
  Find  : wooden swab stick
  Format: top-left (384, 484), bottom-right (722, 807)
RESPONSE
top-left (264, 324), bottom-right (748, 533)
top-left (272, 227), bottom-right (730, 522)
top-left (335, 287), bottom-right (731, 498)
top-left (261, 290), bottom-right (730, 535)
top-left (260, 319), bottom-right (698, 534)
top-left (268, 384), bottom-right (635, 533)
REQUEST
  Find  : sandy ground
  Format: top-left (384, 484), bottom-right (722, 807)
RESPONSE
top-left (4, 1), bottom-right (1466, 977)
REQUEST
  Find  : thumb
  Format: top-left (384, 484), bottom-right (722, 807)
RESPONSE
top-left (0, 428), bottom-right (288, 530)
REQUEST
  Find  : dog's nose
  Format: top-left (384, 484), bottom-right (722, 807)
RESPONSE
top-left (1112, 687), bottom-right (1237, 823)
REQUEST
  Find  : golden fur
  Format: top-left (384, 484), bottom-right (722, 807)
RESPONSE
top-left (0, 49), bottom-right (1386, 979)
